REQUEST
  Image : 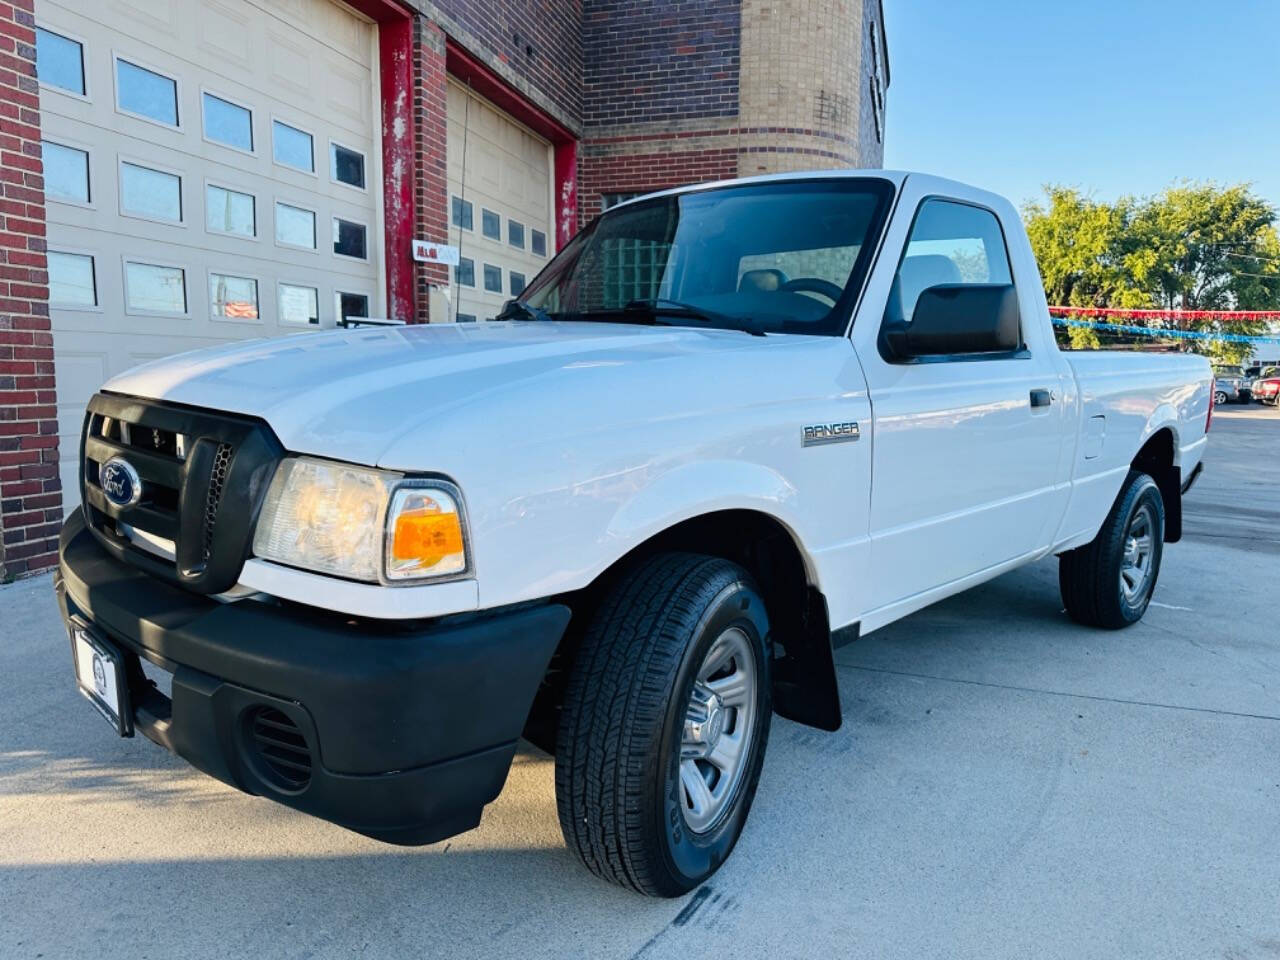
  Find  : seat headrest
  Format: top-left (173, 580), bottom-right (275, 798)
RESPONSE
top-left (739, 268), bottom-right (787, 294)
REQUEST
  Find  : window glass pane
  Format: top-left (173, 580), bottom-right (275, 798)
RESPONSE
top-left (510, 272), bottom-right (526, 296)
top-left (36, 28), bottom-right (84, 95)
top-left (532, 229), bottom-right (547, 256)
top-left (206, 184), bottom-right (255, 237)
top-left (279, 283), bottom-right (319, 325)
top-left (42, 141), bottom-right (89, 203)
top-left (126, 262), bottom-right (185, 313)
top-left (120, 162), bottom-right (181, 221)
top-left (330, 143), bottom-right (365, 188)
top-left (482, 209), bottom-right (500, 240)
top-left (275, 202), bottom-right (315, 248)
top-left (455, 258), bottom-right (474, 287)
top-left (337, 292), bottom-right (369, 322)
top-left (209, 273), bottom-right (259, 319)
top-left (508, 220), bottom-right (525, 249)
top-left (273, 120), bottom-right (313, 171)
top-left (333, 218), bottom-right (367, 259)
top-left (116, 59), bottom-right (178, 126)
top-left (203, 93), bottom-right (252, 151)
top-left (893, 199), bottom-right (1014, 322)
top-left (451, 196), bottom-right (473, 230)
top-left (483, 264), bottom-right (502, 293)
top-left (48, 251), bottom-right (95, 305)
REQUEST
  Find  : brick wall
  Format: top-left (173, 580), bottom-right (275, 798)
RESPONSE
top-left (0, 0), bottom-right (59, 580)
top-left (412, 16), bottom-right (450, 323)
top-left (582, 0), bottom-right (739, 128)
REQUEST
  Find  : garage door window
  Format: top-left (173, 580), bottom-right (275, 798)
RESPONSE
top-left (35, 27), bottom-right (85, 96)
top-left (330, 143), bottom-right (365, 189)
top-left (203, 93), bottom-right (253, 152)
top-left (510, 272), bottom-right (526, 296)
top-left (273, 120), bottom-right (314, 172)
top-left (508, 220), bottom-right (524, 249)
top-left (333, 218), bottom-right (367, 260)
top-left (279, 283), bottom-right (319, 325)
top-left (120, 162), bottom-right (182, 222)
top-left (125, 261), bottom-right (186, 315)
top-left (48, 251), bottom-right (96, 306)
top-left (482, 209), bottom-right (500, 241)
top-left (337, 292), bottom-right (369, 323)
top-left (483, 264), bottom-right (502, 293)
top-left (206, 184), bottom-right (255, 237)
top-left (115, 58), bottom-right (178, 127)
top-left (452, 196), bottom-right (473, 230)
top-left (532, 230), bottom-right (547, 257)
top-left (456, 258), bottom-right (475, 287)
top-left (275, 202), bottom-right (316, 249)
top-left (209, 273), bottom-right (259, 320)
top-left (43, 141), bottom-right (90, 204)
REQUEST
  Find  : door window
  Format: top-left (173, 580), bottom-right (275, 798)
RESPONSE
top-left (888, 199), bottom-right (1013, 325)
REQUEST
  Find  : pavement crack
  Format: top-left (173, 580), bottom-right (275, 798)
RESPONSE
top-left (837, 664), bottom-right (1280, 722)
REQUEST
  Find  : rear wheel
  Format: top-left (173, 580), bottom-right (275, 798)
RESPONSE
top-left (1059, 469), bottom-right (1165, 628)
top-left (554, 553), bottom-right (772, 897)
top-left (1213, 389), bottom-right (1229, 406)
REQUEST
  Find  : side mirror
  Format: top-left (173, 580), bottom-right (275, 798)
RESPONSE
top-left (883, 283), bottom-right (1021, 359)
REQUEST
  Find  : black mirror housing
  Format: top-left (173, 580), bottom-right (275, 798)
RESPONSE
top-left (883, 283), bottom-right (1021, 359)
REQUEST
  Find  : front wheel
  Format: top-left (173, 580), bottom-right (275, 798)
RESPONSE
top-left (1059, 469), bottom-right (1165, 628)
top-left (1213, 389), bottom-right (1229, 406)
top-left (555, 553), bottom-right (772, 897)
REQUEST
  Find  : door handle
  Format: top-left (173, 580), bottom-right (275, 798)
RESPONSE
top-left (1030, 388), bottom-right (1054, 408)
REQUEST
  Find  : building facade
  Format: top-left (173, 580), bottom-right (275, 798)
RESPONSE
top-left (0, 0), bottom-right (888, 577)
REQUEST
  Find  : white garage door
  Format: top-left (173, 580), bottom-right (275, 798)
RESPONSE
top-left (446, 81), bottom-right (553, 322)
top-left (36, 0), bottom-right (384, 505)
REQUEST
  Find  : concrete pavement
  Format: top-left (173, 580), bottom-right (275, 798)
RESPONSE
top-left (1, 407), bottom-right (1277, 960)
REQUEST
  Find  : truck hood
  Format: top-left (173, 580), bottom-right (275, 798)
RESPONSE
top-left (103, 321), bottom-right (826, 467)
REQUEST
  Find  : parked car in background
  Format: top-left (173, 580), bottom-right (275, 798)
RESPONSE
top-left (1253, 374), bottom-right (1280, 405)
top-left (1244, 362), bottom-right (1280, 399)
top-left (1212, 365), bottom-right (1248, 405)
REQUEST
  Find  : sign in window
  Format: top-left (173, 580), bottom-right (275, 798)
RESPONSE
top-left (279, 283), bottom-right (319, 325)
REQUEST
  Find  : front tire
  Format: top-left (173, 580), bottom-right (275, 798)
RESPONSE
top-left (1214, 389), bottom-right (1229, 406)
top-left (555, 553), bottom-right (772, 897)
top-left (1059, 469), bottom-right (1165, 628)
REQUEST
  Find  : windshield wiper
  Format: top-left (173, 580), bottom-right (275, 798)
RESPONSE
top-left (619, 299), bottom-right (766, 337)
top-left (495, 299), bottom-right (553, 323)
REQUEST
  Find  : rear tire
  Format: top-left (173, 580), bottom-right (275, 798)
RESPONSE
top-left (554, 553), bottom-right (772, 897)
top-left (1059, 469), bottom-right (1165, 629)
top-left (1214, 390), bottom-right (1229, 406)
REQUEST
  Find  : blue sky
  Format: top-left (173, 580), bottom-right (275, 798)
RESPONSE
top-left (881, 0), bottom-right (1280, 212)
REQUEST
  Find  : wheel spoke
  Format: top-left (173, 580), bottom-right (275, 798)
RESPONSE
top-left (707, 731), bottom-right (743, 772)
top-left (706, 669), bottom-right (751, 707)
top-left (698, 640), bottom-right (735, 681)
top-left (681, 760), bottom-right (714, 819)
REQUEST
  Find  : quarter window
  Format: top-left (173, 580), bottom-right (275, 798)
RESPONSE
top-left (35, 28), bottom-right (84, 95)
top-left (120, 162), bottom-right (181, 222)
top-left (275, 202), bottom-right (316, 248)
top-left (279, 283), bottom-right (319, 325)
top-left (890, 199), bottom-right (1014, 323)
top-left (482, 209), bottom-right (500, 240)
top-left (42, 141), bottom-right (90, 203)
top-left (125, 262), bottom-right (186, 314)
top-left (531, 229), bottom-right (547, 257)
top-left (272, 120), bottom-right (314, 172)
top-left (455, 257), bottom-right (475, 287)
top-left (508, 220), bottom-right (525, 249)
top-left (206, 184), bottom-right (255, 237)
top-left (451, 196), bottom-right (473, 230)
top-left (330, 143), bottom-right (365, 188)
top-left (332, 218), bottom-right (367, 260)
top-left (116, 59), bottom-right (178, 126)
top-left (483, 263), bottom-right (502, 292)
top-left (209, 272), bottom-right (259, 319)
top-left (203, 93), bottom-right (253, 151)
top-left (48, 251), bottom-right (96, 306)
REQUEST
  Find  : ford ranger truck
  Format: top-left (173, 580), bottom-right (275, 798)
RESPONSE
top-left (56, 171), bottom-right (1211, 897)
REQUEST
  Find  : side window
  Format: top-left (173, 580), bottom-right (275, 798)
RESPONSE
top-left (889, 199), bottom-right (1013, 325)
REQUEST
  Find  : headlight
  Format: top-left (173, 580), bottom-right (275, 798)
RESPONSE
top-left (252, 457), bottom-right (469, 583)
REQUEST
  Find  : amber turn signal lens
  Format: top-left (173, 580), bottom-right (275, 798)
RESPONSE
top-left (386, 486), bottom-right (468, 579)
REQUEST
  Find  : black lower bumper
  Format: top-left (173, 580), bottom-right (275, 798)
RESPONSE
top-left (56, 510), bottom-right (569, 845)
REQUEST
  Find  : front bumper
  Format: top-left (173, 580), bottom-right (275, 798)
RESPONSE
top-left (56, 509), bottom-right (569, 845)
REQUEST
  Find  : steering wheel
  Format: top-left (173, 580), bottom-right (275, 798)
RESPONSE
top-left (779, 277), bottom-right (843, 303)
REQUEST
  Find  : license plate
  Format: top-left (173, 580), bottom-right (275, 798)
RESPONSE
top-left (70, 618), bottom-right (132, 737)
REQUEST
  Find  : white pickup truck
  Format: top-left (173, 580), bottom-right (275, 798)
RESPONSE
top-left (57, 171), bottom-right (1211, 897)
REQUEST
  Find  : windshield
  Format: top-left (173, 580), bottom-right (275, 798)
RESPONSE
top-left (518, 178), bottom-right (895, 336)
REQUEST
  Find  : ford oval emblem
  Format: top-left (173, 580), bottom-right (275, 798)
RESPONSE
top-left (100, 457), bottom-right (142, 508)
